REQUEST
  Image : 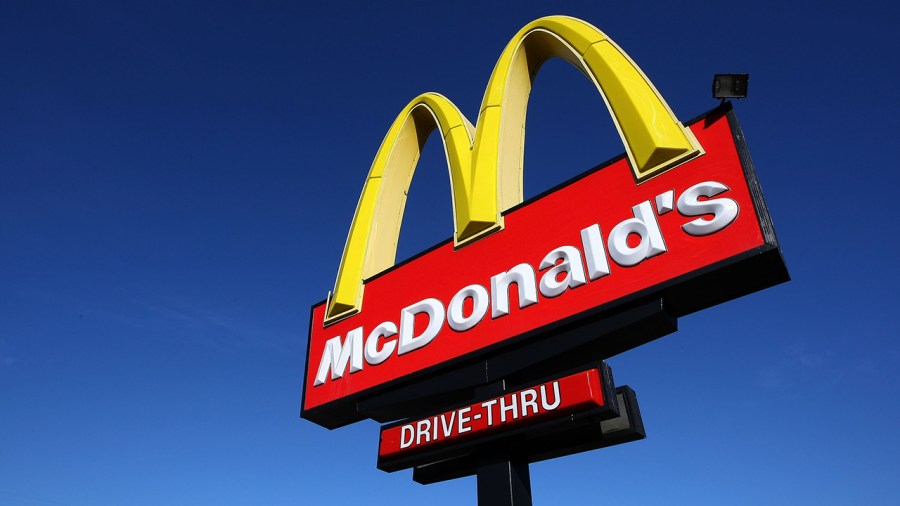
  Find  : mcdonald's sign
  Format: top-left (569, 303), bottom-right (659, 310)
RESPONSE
top-left (302, 16), bottom-right (788, 429)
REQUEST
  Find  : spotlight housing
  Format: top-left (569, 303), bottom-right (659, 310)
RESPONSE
top-left (712, 73), bottom-right (749, 99)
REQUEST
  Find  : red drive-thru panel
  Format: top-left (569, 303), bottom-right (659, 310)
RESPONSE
top-left (303, 106), bottom-right (787, 427)
top-left (379, 368), bottom-right (608, 462)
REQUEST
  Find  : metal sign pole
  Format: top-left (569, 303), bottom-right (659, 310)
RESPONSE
top-left (477, 457), bottom-right (532, 506)
top-left (471, 380), bottom-right (533, 506)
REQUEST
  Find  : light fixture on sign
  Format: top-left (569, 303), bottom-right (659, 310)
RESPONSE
top-left (712, 73), bottom-right (750, 100)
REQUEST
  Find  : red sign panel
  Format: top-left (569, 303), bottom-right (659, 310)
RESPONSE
top-left (302, 106), bottom-right (786, 427)
top-left (379, 368), bottom-right (609, 461)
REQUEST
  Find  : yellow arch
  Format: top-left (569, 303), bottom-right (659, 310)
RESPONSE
top-left (325, 15), bottom-right (702, 322)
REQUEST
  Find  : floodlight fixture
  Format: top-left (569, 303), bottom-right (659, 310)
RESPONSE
top-left (713, 73), bottom-right (749, 100)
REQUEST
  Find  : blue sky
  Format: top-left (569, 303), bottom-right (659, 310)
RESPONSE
top-left (2, 1), bottom-right (899, 504)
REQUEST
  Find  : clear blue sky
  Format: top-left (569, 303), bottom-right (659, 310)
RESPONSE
top-left (2, 1), bottom-right (899, 504)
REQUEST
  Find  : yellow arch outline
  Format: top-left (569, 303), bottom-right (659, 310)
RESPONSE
top-left (325, 15), bottom-right (702, 322)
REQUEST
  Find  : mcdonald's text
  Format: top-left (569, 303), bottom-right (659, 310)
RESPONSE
top-left (314, 180), bottom-right (737, 387)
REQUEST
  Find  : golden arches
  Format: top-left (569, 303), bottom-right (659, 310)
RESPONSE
top-left (326, 93), bottom-right (489, 321)
top-left (325, 16), bottom-right (702, 322)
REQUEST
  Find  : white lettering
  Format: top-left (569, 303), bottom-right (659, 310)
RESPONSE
top-left (440, 411), bottom-right (456, 437)
top-left (447, 284), bottom-right (490, 332)
top-left (398, 298), bottom-right (445, 355)
top-left (400, 424), bottom-right (414, 449)
top-left (538, 245), bottom-right (587, 298)
top-left (608, 200), bottom-right (667, 267)
top-left (364, 321), bottom-right (397, 365)
top-left (314, 327), bottom-right (363, 386)
top-left (416, 419), bottom-right (431, 445)
top-left (655, 189), bottom-right (675, 214)
top-left (677, 181), bottom-right (739, 236)
top-left (580, 224), bottom-right (611, 280)
top-left (540, 381), bottom-right (561, 410)
top-left (481, 399), bottom-right (498, 426)
top-left (490, 264), bottom-right (538, 318)
top-left (458, 407), bottom-right (472, 433)
top-left (314, 181), bottom-right (743, 389)
top-left (520, 388), bottom-right (539, 417)
top-left (499, 394), bottom-right (518, 423)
